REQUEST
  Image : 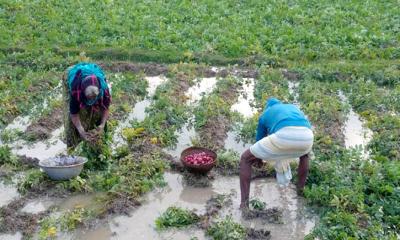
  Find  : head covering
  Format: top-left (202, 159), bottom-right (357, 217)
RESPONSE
top-left (265, 97), bottom-right (281, 109)
top-left (81, 75), bottom-right (102, 106)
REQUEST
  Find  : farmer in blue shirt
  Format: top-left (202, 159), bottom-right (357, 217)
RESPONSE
top-left (240, 98), bottom-right (314, 208)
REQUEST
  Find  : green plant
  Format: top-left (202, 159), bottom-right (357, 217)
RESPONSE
top-left (207, 216), bottom-right (246, 240)
top-left (155, 206), bottom-right (200, 230)
top-left (249, 198), bottom-right (266, 211)
top-left (216, 150), bottom-right (240, 175)
top-left (17, 169), bottom-right (47, 194)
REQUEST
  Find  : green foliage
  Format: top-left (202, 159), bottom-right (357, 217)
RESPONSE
top-left (39, 207), bottom-right (93, 240)
top-left (2, 1), bottom-right (399, 61)
top-left (249, 198), bottom-right (266, 211)
top-left (17, 169), bottom-right (47, 194)
top-left (57, 176), bottom-right (91, 193)
top-left (216, 150), bottom-right (240, 175)
top-left (0, 145), bottom-right (19, 167)
top-left (207, 216), bottom-right (247, 240)
top-left (155, 206), bottom-right (200, 230)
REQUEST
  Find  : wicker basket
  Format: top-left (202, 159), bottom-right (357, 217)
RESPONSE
top-left (180, 147), bottom-right (217, 174)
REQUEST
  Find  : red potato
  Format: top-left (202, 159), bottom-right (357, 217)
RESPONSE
top-left (184, 151), bottom-right (214, 165)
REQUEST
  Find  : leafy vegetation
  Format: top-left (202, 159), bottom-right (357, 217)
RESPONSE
top-left (249, 198), bottom-right (267, 211)
top-left (155, 206), bottom-right (200, 230)
top-left (207, 216), bottom-right (247, 240)
top-left (1, 1), bottom-right (399, 62)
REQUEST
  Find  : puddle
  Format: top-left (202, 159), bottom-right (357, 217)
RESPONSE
top-left (0, 232), bottom-right (22, 240)
top-left (185, 77), bottom-right (217, 105)
top-left (70, 226), bottom-right (113, 240)
top-left (20, 197), bottom-right (56, 214)
top-left (13, 127), bottom-right (66, 160)
top-left (4, 116), bottom-right (31, 132)
top-left (231, 78), bottom-right (257, 118)
top-left (288, 81), bottom-right (300, 106)
top-left (338, 92), bottom-right (373, 151)
top-left (146, 76), bottom-right (167, 96)
top-left (164, 123), bottom-right (197, 160)
top-left (224, 130), bottom-right (251, 154)
top-left (58, 193), bottom-right (100, 212)
top-left (0, 181), bottom-right (19, 208)
top-left (107, 172), bottom-right (315, 240)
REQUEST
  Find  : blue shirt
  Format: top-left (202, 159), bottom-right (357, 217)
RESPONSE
top-left (256, 98), bottom-right (311, 141)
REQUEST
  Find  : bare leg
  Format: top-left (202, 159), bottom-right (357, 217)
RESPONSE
top-left (240, 149), bottom-right (262, 208)
top-left (297, 153), bottom-right (309, 191)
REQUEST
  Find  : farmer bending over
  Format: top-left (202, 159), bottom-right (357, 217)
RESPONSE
top-left (64, 62), bottom-right (111, 148)
top-left (240, 98), bottom-right (313, 208)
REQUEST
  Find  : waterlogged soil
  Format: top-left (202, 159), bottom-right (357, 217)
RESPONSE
top-left (81, 172), bottom-right (316, 240)
top-left (13, 127), bottom-right (66, 161)
top-left (0, 182), bottom-right (19, 208)
top-left (231, 78), bottom-right (257, 118)
top-left (25, 105), bottom-right (63, 141)
top-left (100, 62), bottom-right (258, 79)
top-left (185, 77), bottom-right (218, 105)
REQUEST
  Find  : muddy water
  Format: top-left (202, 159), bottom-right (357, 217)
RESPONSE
top-left (20, 197), bottom-right (55, 214)
top-left (165, 123), bottom-right (197, 160)
top-left (185, 77), bottom-right (217, 105)
top-left (224, 130), bottom-right (251, 154)
top-left (288, 81), bottom-right (300, 107)
top-left (105, 172), bottom-right (315, 240)
top-left (0, 181), bottom-right (19, 208)
top-left (338, 92), bottom-right (373, 150)
top-left (231, 78), bottom-right (257, 118)
top-left (13, 127), bottom-right (66, 160)
top-left (0, 232), bottom-right (22, 240)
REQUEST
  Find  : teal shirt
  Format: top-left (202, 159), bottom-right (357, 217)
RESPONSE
top-left (256, 98), bottom-right (311, 141)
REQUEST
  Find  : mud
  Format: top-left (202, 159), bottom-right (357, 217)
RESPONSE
top-left (242, 207), bottom-right (283, 224)
top-left (0, 196), bottom-right (50, 237)
top-left (199, 115), bottom-right (230, 151)
top-left (104, 173), bottom-right (315, 240)
top-left (282, 69), bottom-right (302, 81)
top-left (100, 62), bottom-right (169, 76)
top-left (100, 61), bottom-right (259, 79)
top-left (246, 228), bottom-right (271, 240)
top-left (25, 105), bottom-right (63, 141)
top-left (182, 170), bottom-right (214, 188)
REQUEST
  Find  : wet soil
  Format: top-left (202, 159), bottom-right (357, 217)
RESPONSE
top-left (242, 207), bottom-right (283, 224)
top-left (282, 69), bottom-right (302, 81)
top-left (99, 61), bottom-right (259, 79)
top-left (0, 196), bottom-right (51, 237)
top-left (182, 170), bottom-right (214, 188)
top-left (246, 228), bottom-right (272, 240)
top-left (25, 105), bottom-right (63, 141)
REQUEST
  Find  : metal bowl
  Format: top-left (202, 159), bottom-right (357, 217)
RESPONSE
top-left (39, 156), bottom-right (87, 181)
top-left (180, 147), bottom-right (217, 174)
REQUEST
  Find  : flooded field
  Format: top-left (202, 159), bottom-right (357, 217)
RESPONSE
top-left (1, 63), bottom-right (397, 240)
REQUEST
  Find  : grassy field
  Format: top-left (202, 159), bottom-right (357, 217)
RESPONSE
top-left (0, 1), bottom-right (399, 239)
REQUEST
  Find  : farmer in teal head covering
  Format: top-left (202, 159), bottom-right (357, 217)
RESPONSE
top-left (240, 97), bottom-right (314, 208)
top-left (64, 62), bottom-right (111, 148)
